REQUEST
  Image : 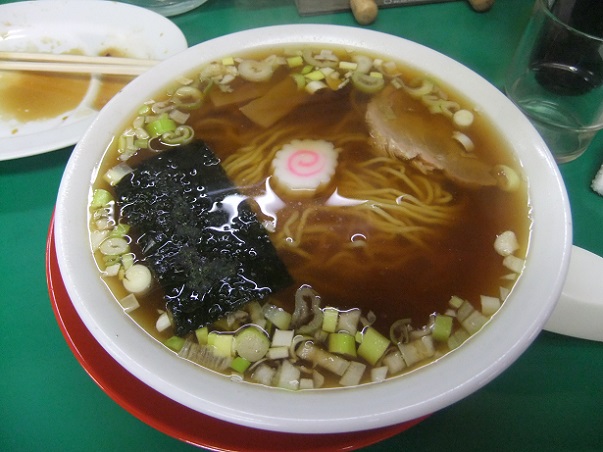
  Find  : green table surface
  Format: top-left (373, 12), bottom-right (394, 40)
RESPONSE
top-left (1, 0), bottom-right (602, 450)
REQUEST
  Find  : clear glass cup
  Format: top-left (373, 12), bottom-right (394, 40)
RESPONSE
top-left (117, 0), bottom-right (208, 17)
top-left (505, 0), bottom-right (603, 163)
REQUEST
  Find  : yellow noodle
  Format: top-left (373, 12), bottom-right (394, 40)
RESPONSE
top-left (193, 90), bottom-right (464, 274)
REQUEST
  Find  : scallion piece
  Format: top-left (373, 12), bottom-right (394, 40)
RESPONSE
top-left (432, 315), bottom-right (453, 342)
top-left (357, 327), bottom-right (390, 365)
top-left (287, 55), bottom-right (304, 68)
top-left (195, 326), bottom-right (209, 345)
top-left (322, 307), bottom-right (339, 333)
top-left (108, 222), bottom-right (130, 238)
top-left (208, 332), bottom-right (234, 357)
top-left (339, 361), bottom-right (366, 386)
top-left (235, 326), bottom-right (270, 362)
top-left (263, 304), bottom-right (292, 330)
top-left (351, 71), bottom-right (385, 94)
top-left (165, 336), bottom-right (186, 352)
top-left (90, 188), bottom-right (113, 209)
top-left (230, 356), bottom-right (251, 373)
top-left (156, 311), bottom-right (172, 332)
top-left (271, 329), bottom-right (295, 347)
top-left (122, 264), bottom-right (152, 294)
top-left (146, 113), bottom-right (177, 137)
top-left (328, 332), bottom-right (357, 357)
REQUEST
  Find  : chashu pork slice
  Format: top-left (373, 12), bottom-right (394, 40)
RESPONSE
top-left (366, 85), bottom-right (496, 187)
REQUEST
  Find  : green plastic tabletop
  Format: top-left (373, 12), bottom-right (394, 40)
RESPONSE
top-left (1, 0), bottom-right (602, 450)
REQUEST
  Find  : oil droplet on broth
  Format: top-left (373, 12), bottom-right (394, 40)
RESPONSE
top-left (0, 70), bottom-right (91, 122)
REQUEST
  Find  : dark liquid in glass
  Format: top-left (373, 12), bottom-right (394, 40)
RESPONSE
top-left (531, 0), bottom-right (603, 95)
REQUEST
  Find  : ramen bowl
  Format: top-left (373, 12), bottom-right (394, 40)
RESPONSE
top-left (54, 25), bottom-right (571, 434)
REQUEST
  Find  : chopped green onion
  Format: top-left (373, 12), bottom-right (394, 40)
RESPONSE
top-left (208, 332), bottom-right (234, 357)
top-left (161, 125), bottom-right (195, 145)
top-left (275, 360), bottom-right (300, 390)
top-left (371, 366), bottom-right (388, 382)
top-left (452, 130), bottom-right (475, 152)
top-left (322, 307), bottom-right (339, 333)
top-left (351, 71), bottom-right (385, 94)
top-left (299, 378), bottom-right (314, 389)
top-left (453, 109), bottom-right (474, 128)
top-left (382, 350), bottom-right (407, 374)
top-left (461, 310), bottom-right (489, 335)
top-left (195, 326), bottom-right (209, 345)
top-left (352, 54), bottom-right (373, 73)
top-left (432, 315), bottom-right (453, 342)
top-left (304, 80), bottom-right (327, 94)
top-left (339, 361), bottom-right (366, 386)
top-left (99, 237), bottom-right (129, 256)
top-left (287, 55), bottom-right (304, 68)
top-left (448, 328), bottom-right (470, 350)
top-left (336, 309), bottom-right (361, 335)
top-left (146, 113), bottom-right (177, 137)
top-left (90, 188), bottom-right (113, 209)
top-left (328, 332), bottom-right (357, 357)
top-left (267, 346), bottom-right (289, 360)
top-left (91, 230), bottom-right (109, 251)
top-left (357, 327), bottom-right (390, 365)
top-left (104, 162), bottom-right (133, 186)
top-left (102, 263), bottom-right (120, 277)
top-left (302, 48), bottom-right (337, 68)
top-left (492, 164), bottom-right (521, 192)
top-left (503, 254), bottom-right (525, 273)
top-left (251, 363), bottom-right (276, 386)
top-left (480, 295), bottom-right (501, 316)
top-left (449, 295), bottom-right (465, 309)
top-left (263, 304), bottom-right (291, 330)
top-left (238, 59), bottom-right (274, 82)
top-left (121, 252), bottom-right (134, 270)
top-left (235, 326), bottom-right (270, 362)
top-left (156, 311), bottom-right (172, 332)
top-left (290, 73), bottom-right (306, 90)
top-left (172, 86), bottom-right (204, 110)
top-left (165, 336), bottom-right (186, 352)
top-left (137, 104), bottom-right (151, 115)
top-left (338, 60), bottom-right (357, 71)
top-left (134, 138), bottom-right (149, 149)
top-left (118, 293), bottom-right (139, 313)
top-left (271, 329), bottom-right (295, 347)
top-left (296, 341), bottom-right (350, 376)
top-left (404, 79), bottom-right (434, 98)
top-left (300, 64), bottom-right (313, 75)
top-left (122, 264), bottom-right (152, 294)
top-left (305, 70), bottom-right (326, 81)
top-left (456, 300), bottom-right (475, 322)
top-left (108, 222), bottom-right (130, 238)
top-left (179, 341), bottom-right (232, 371)
top-left (230, 356), bottom-right (251, 373)
top-left (494, 230), bottom-right (519, 257)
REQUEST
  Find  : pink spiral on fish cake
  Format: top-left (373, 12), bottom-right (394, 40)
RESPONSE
top-left (287, 149), bottom-right (326, 177)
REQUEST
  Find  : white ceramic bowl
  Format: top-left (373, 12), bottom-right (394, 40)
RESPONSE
top-left (54, 25), bottom-right (572, 434)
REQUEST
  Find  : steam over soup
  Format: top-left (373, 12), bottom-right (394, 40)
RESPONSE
top-left (89, 46), bottom-right (530, 389)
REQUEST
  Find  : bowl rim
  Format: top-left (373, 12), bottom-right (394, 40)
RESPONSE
top-left (54, 24), bottom-right (572, 434)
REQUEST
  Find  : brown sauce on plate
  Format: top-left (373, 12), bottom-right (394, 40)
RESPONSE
top-left (0, 47), bottom-right (134, 129)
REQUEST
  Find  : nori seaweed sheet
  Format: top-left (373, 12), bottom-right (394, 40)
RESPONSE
top-left (115, 140), bottom-right (292, 336)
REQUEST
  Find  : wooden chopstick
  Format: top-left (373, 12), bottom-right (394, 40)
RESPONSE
top-left (0, 51), bottom-right (159, 75)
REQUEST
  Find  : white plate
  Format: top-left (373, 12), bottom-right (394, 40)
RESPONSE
top-left (0, 0), bottom-right (187, 161)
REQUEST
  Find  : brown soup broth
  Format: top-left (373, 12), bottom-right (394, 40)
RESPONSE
top-left (91, 46), bottom-right (530, 384)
